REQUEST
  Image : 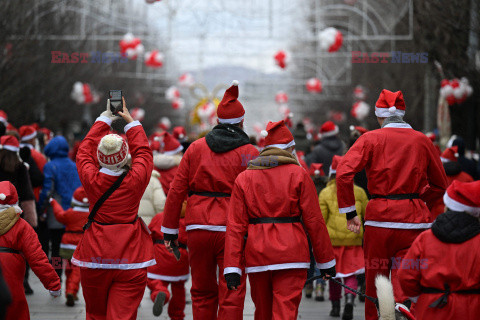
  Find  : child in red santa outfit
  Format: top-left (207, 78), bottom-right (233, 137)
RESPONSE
top-left (398, 180), bottom-right (480, 319)
top-left (147, 201), bottom-right (189, 319)
top-left (0, 181), bottom-right (61, 320)
top-left (50, 186), bottom-right (89, 307)
top-left (336, 89), bottom-right (448, 320)
top-left (223, 120), bottom-right (336, 320)
top-left (72, 97), bottom-right (155, 320)
top-left (319, 155), bottom-right (367, 319)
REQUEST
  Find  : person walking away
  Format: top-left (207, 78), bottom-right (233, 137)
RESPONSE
top-left (305, 121), bottom-right (345, 176)
top-left (138, 169), bottom-right (166, 225)
top-left (0, 181), bottom-right (61, 320)
top-left (153, 132), bottom-right (183, 195)
top-left (319, 155), bottom-right (367, 319)
top-left (49, 186), bottom-right (89, 307)
top-left (38, 135), bottom-right (81, 278)
top-left (398, 181), bottom-right (480, 320)
top-left (223, 120), bottom-right (336, 320)
top-left (147, 205), bottom-right (189, 319)
top-left (72, 98), bottom-right (155, 320)
top-left (19, 125), bottom-right (47, 200)
top-left (336, 89), bottom-right (448, 320)
top-left (162, 81), bottom-right (259, 320)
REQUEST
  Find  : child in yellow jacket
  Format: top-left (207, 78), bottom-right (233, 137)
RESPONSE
top-left (319, 155), bottom-right (368, 320)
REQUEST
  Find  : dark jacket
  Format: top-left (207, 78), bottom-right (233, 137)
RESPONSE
top-left (38, 137), bottom-right (81, 228)
top-left (292, 125), bottom-right (311, 155)
top-left (305, 136), bottom-right (345, 175)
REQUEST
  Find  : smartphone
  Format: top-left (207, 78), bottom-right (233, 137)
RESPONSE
top-left (109, 90), bottom-right (123, 115)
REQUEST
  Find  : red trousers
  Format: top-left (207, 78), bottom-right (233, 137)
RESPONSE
top-left (363, 226), bottom-right (423, 320)
top-left (80, 268), bottom-right (147, 320)
top-left (147, 279), bottom-right (186, 320)
top-left (65, 260), bottom-right (81, 297)
top-left (187, 230), bottom-right (246, 320)
top-left (5, 275), bottom-right (29, 320)
top-left (248, 269), bottom-right (306, 320)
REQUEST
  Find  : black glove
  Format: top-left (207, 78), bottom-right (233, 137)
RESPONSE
top-left (163, 232), bottom-right (178, 241)
top-left (346, 210), bottom-right (358, 220)
top-left (320, 266), bottom-right (336, 279)
top-left (224, 273), bottom-right (241, 290)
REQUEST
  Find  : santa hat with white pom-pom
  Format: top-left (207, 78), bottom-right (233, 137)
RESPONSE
top-left (97, 134), bottom-right (129, 172)
top-left (440, 146), bottom-right (459, 163)
top-left (0, 181), bottom-right (22, 214)
top-left (262, 120), bottom-right (295, 149)
top-left (329, 155), bottom-right (343, 177)
top-left (375, 89), bottom-right (406, 118)
top-left (443, 180), bottom-right (480, 216)
top-left (217, 80), bottom-right (245, 124)
top-left (71, 186), bottom-right (89, 208)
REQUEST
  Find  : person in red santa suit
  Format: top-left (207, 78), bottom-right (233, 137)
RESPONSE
top-left (162, 80), bottom-right (259, 320)
top-left (430, 146), bottom-right (474, 218)
top-left (50, 186), bottom-right (89, 307)
top-left (19, 125), bottom-right (47, 200)
top-left (153, 132), bottom-right (183, 195)
top-left (0, 181), bottom-right (61, 320)
top-left (336, 89), bottom-right (448, 320)
top-left (223, 120), bottom-right (336, 320)
top-left (398, 180), bottom-right (480, 320)
top-left (72, 98), bottom-right (155, 320)
top-left (147, 202), bottom-right (189, 319)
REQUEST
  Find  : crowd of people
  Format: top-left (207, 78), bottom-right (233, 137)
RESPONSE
top-left (0, 81), bottom-right (479, 320)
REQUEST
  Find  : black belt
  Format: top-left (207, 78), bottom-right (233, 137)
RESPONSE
top-left (370, 193), bottom-right (420, 200)
top-left (249, 216), bottom-right (301, 225)
top-left (422, 285), bottom-right (480, 308)
top-left (154, 239), bottom-right (187, 249)
top-left (0, 247), bottom-right (20, 254)
top-left (188, 191), bottom-right (231, 198)
top-left (65, 230), bottom-right (84, 234)
top-left (91, 216), bottom-right (139, 226)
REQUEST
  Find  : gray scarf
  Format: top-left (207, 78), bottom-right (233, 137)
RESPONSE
top-left (381, 116), bottom-right (407, 128)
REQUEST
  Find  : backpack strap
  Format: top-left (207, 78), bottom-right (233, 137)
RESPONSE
top-left (83, 170), bottom-right (128, 231)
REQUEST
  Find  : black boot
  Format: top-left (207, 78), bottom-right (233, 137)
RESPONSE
top-left (23, 279), bottom-right (33, 295)
top-left (342, 294), bottom-right (354, 320)
top-left (330, 300), bottom-right (340, 317)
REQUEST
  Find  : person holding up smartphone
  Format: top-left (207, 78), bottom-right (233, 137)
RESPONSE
top-left (72, 96), bottom-right (155, 320)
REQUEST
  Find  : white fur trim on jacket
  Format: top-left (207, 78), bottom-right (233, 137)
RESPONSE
top-left (217, 115), bottom-right (244, 124)
top-left (375, 107), bottom-right (405, 118)
top-left (316, 259), bottom-right (336, 270)
top-left (60, 243), bottom-right (77, 250)
top-left (334, 268), bottom-right (365, 279)
top-left (224, 267), bottom-right (242, 276)
top-left (382, 122), bottom-right (412, 129)
top-left (443, 192), bottom-right (480, 216)
top-left (338, 205), bottom-right (356, 214)
top-left (99, 167), bottom-right (126, 176)
top-left (265, 139), bottom-right (296, 150)
top-left (161, 226), bottom-right (179, 235)
top-left (124, 120), bottom-right (141, 133)
top-left (95, 116), bottom-right (113, 126)
top-left (71, 257), bottom-right (156, 269)
top-left (365, 221), bottom-right (432, 229)
top-left (147, 273), bottom-right (189, 282)
top-left (245, 262), bottom-right (310, 274)
top-left (72, 206), bottom-right (89, 212)
top-left (185, 225), bottom-right (227, 232)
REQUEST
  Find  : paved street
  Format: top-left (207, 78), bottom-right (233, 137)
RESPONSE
top-left (26, 273), bottom-right (365, 319)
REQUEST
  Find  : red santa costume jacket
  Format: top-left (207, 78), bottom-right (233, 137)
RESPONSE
top-left (50, 199), bottom-right (88, 251)
top-left (224, 163), bottom-right (335, 275)
top-left (162, 137), bottom-right (259, 234)
top-left (398, 229), bottom-right (480, 319)
top-left (72, 117), bottom-right (155, 269)
top-left (158, 166), bottom-right (178, 195)
top-left (1, 213), bottom-right (61, 320)
top-left (147, 211), bottom-right (189, 281)
top-left (336, 123), bottom-right (448, 228)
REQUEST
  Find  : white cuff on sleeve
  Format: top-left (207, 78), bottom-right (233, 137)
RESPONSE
top-left (316, 259), bottom-right (336, 270)
top-left (224, 267), bottom-right (242, 276)
top-left (125, 120), bottom-right (141, 133)
top-left (161, 226), bottom-right (179, 235)
top-left (49, 289), bottom-right (62, 297)
top-left (339, 205), bottom-right (356, 214)
top-left (95, 116), bottom-right (113, 126)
